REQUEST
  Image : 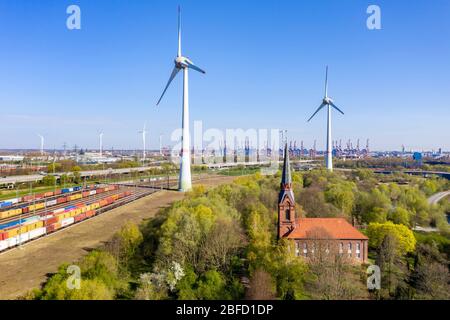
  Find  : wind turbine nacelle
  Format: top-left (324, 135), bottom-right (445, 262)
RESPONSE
top-left (175, 56), bottom-right (190, 69)
top-left (323, 97), bottom-right (333, 104)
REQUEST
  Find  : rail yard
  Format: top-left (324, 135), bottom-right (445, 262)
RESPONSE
top-left (0, 175), bottom-right (185, 253)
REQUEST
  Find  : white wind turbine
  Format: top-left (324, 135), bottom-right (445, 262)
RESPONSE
top-left (307, 66), bottom-right (345, 171)
top-left (139, 122), bottom-right (148, 162)
top-left (37, 134), bottom-right (44, 156)
top-left (99, 132), bottom-right (104, 157)
top-left (156, 6), bottom-right (206, 192)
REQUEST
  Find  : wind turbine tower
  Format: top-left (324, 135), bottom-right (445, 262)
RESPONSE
top-left (37, 134), bottom-right (44, 156)
top-left (307, 66), bottom-right (345, 171)
top-left (156, 6), bottom-right (206, 192)
top-left (139, 123), bottom-right (147, 162)
top-left (99, 132), bottom-right (104, 157)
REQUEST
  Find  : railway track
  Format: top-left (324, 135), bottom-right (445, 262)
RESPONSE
top-left (0, 187), bottom-right (155, 253)
top-left (0, 174), bottom-right (232, 253)
top-left (0, 186), bottom-right (99, 211)
top-left (0, 186), bottom-right (146, 226)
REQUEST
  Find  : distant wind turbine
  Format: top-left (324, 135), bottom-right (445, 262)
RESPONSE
top-left (156, 6), bottom-right (206, 192)
top-left (99, 132), bottom-right (104, 157)
top-left (37, 134), bottom-right (44, 156)
top-left (139, 122), bottom-right (148, 162)
top-left (307, 66), bottom-right (345, 171)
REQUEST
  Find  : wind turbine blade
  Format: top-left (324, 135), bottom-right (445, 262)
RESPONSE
top-left (324, 66), bottom-right (329, 97)
top-left (331, 102), bottom-right (345, 115)
top-left (186, 61), bottom-right (206, 74)
top-left (307, 103), bottom-right (326, 122)
top-left (178, 6), bottom-right (182, 57)
top-left (156, 67), bottom-right (180, 106)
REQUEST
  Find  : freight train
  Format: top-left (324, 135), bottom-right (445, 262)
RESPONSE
top-left (0, 190), bottom-right (132, 252)
top-left (0, 185), bottom-right (119, 220)
top-left (0, 185), bottom-right (85, 208)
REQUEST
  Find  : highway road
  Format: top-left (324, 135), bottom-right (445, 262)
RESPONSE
top-left (428, 190), bottom-right (450, 205)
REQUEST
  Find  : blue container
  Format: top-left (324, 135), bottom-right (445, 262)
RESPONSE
top-left (0, 220), bottom-right (21, 230)
top-left (0, 202), bottom-right (12, 208)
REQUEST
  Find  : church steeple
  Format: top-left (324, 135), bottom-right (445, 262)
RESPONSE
top-left (281, 143), bottom-right (292, 187)
top-left (278, 143), bottom-right (296, 239)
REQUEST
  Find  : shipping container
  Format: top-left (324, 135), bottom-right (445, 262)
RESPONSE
top-left (44, 217), bottom-right (58, 226)
top-left (61, 217), bottom-right (74, 228)
top-left (29, 227), bottom-right (46, 239)
top-left (0, 240), bottom-right (8, 251)
top-left (74, 213), bottom-right (86, 222)
top-left (46, 199), bottom-right (57, 207)
top-left (56, 197), bottom-right (67, 204)
top-left (86, 210), bottom-right (95, 218)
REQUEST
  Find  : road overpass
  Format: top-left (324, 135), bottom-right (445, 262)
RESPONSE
top-left (0, 166), bottom-right (160, 188)
top-left (374, 170), bottom-right (450, 180)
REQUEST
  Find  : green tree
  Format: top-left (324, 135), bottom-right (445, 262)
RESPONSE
top-left (41, 175), bottom-right (56, 186)
top-left (71, 166), bottom-right (82, 184)
top-left (367, 221), bottom-right (416, 255)
top-left (325, 181), bottom-right (356, 217)
top-left (389, 207), bottom-right (411, 226)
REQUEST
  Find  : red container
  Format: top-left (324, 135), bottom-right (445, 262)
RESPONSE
top-left (57, 197), bottom-right (67, 204)
top-left (23, 195), bottom-right (33, 202)
top-left (75, 213), bottom-right (86, 222)
top-left (0, 232), bottom-right (7, 241)
top-left (76, 203), bottom-right (84, 208)
top-left (23, 207), bottom-right (29, 214)
top-left (86, 210), bottom-right (95, 218)
top-left (55, 190), bottom-right (62, 195)
top-left (96, 188), bottom-right (105, 194)
top-left (44, 217), bottom-right (58, 226)
top-left (82, 191), bottom-right (90, 197)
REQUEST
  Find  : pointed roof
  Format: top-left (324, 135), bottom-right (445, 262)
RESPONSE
top-left (281, 143), bottom-right (291, 185)
top-left (279, 143), bottom-right (295, 204)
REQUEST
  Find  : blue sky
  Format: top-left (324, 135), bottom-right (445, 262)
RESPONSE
top-left (0, 0), bottom-right (449, 151)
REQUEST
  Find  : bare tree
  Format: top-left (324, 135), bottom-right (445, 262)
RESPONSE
top-left (196, 218), bottom-right (247, 273)
top-left (245, 269), bottom-right (276, 300)
top-left (305, 227), bottom-right (367, 300)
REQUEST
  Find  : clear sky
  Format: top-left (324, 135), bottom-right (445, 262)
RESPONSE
top-left (0, 0), bottom-right (449, 151)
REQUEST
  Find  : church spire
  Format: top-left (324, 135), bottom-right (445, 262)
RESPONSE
top-left (281, 143), bottom-right (292, 186)
top-left (278, 142), bottom-right (296, 238)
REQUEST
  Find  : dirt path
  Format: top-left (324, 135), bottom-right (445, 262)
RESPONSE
top-left (0, 175), bottom-right (237, 300)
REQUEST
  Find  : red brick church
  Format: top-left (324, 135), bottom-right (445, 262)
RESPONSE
top-left (278, 144), bottom-right (368, 263)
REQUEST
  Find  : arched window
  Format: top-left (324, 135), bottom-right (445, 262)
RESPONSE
top-left (295, 241), bottom-right (300, 257)
top-left (285, 209), bottom-right (291, 221)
